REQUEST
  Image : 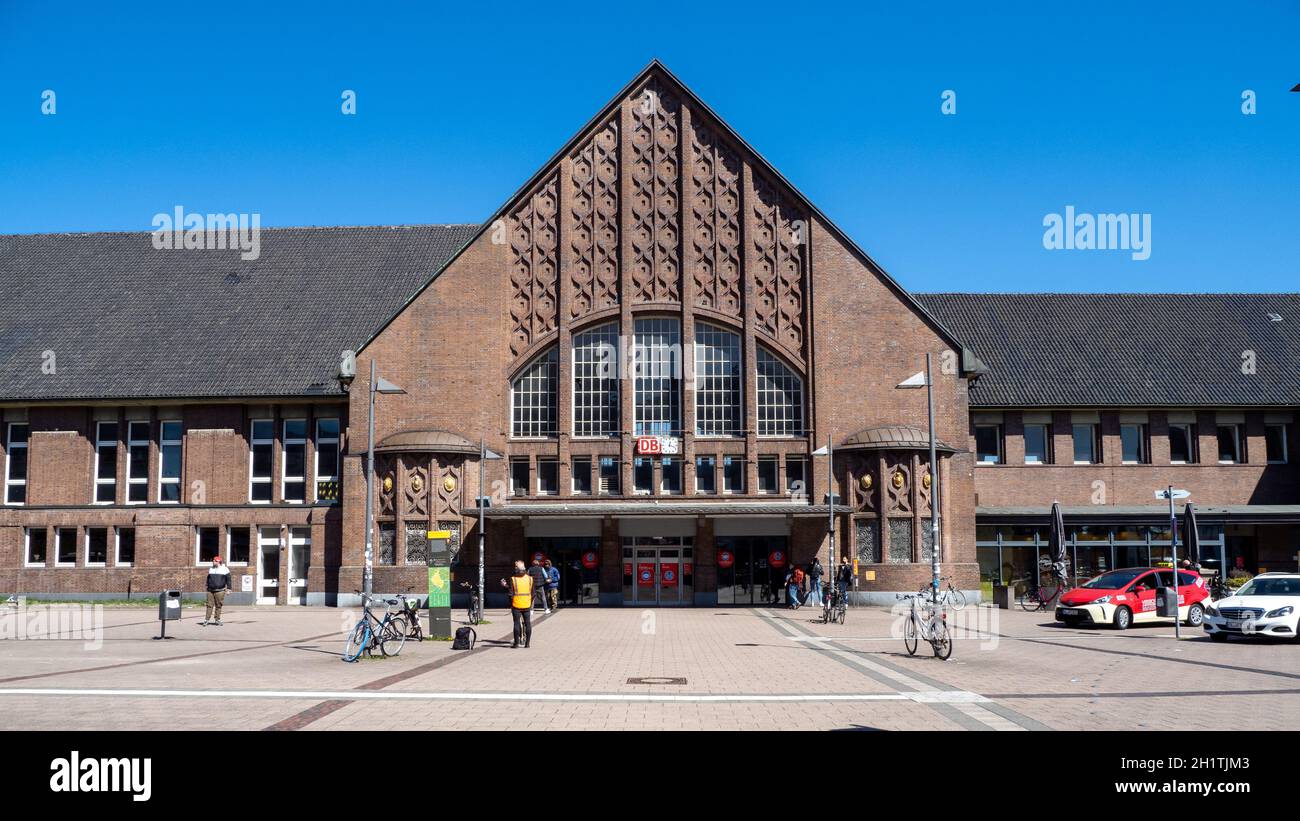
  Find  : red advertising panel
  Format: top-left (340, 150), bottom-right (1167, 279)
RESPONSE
top-left (582, 550), bottom-right (599, 570)
top-left (531, 551), bottom-right (547, 565)
top-left (717, 549), bottom-right (735, 569)
top-left (683, 562), bottom-right (693, 576)
top-left (624, 562), bottom-right (633, 576)
top-left (661, 563), bottom-right (679, 586)
top-left (637, 563), bottom-right (656, 586)
top-left (769, 549), bottom-right (787, 568)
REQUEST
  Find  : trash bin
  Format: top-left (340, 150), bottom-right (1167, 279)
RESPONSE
top-left (159, 589), bottom-right (182, 621)
top-left (992, 584), bottom-right (1014, 610)
top-left (1155, 587), bottom-right (1179, 618)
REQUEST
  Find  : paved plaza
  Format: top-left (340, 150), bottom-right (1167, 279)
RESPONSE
top-left (0, 601), bottom-right (1295, 731)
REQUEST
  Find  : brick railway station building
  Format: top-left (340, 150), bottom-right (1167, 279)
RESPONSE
top-left (3, 63), bottom-right (1297, 606)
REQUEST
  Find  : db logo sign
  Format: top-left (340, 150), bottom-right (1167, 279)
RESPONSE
top-left (531, 551), bottom-right (547, 565)
top-left (582, 550), bottom-right (599, 570)
top-left (717, 550), bottom-right (735, 569)
top-left (636, 436), bottom-right (662, 455)
top-left (769, 550), bottom-right (786, 568)
top-left (637, 563), bottom-right (655, 586)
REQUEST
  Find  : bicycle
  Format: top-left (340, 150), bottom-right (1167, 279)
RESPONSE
top-left (820, 586), bottom-right (847, 625)
top-left (898, 593), bottom-right (952, 660)
top-left (460, 581), bottom-right (483, 625)
top-left (1017, 573), bottom-right (1065, 612)
top-left (342, 590), bottom-right (408, 662)
top-left (918, 576), bottom-right (967, 611)
top-left (393, 587), bottom-right (424, 641)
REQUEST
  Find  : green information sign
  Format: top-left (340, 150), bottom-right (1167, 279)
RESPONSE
top-left (427, 566), bottom-right (451, 608)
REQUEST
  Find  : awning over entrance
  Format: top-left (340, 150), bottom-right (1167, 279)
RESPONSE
top-left (484, 501), bottom-right (853, 518)
top-left (978, 504), bottom-right (1300, 524)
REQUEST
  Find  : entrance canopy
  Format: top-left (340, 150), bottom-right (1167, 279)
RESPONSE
top-left (484, 501), bottom-right (852, 519)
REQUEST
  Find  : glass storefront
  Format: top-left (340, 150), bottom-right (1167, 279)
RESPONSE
top-left (526, 537), bottom-right (601, 606)
top-left (715, 535), bottom-right (790, 605)
top-left (620, 536), bottom-right (694, 605)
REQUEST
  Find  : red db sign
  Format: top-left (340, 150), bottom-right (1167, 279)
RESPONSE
top-left (582, 550), bottom-right (599, 570)
top-left (769, 550), bottom-right (786, 568)
top-left (717, 550), bottom-right (735, 569)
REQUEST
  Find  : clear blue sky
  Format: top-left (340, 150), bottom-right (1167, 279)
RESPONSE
top-left (2, 1), bottom-right (1297, 293)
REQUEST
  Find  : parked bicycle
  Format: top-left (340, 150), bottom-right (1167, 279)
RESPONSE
top-left (460, 581), bottom-right (484, 625)
top-left (1017, 572), bottom-right (1065, 612)
top-left (393, 586), bottom-right (424, 641)
top-left (342, 590), bottom-right (408, 662)
top-left (821, 586), bottom-right (847, 625)
top-left (898, 593), bottom-right (952, 660)
top-left (917, 576), bottom-right (967, 611)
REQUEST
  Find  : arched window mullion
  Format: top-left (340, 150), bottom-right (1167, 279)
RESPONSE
top-left (694, 322), bottom-right (741, 437)
top-left (511, 347), bottom-right (558, 438)
top-left (756, 346), bottom-right (804, 437)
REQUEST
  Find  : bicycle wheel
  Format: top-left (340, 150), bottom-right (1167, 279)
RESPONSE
top-left (930, 618), bottom-right (953, 660)
top-left (406, 612), bottom-right (424, 640)
top-left (1018, 588), bottom-right (1040, 612)
top-left (904, 614), bottom-right (918, 655)
top-left (380, 617), bottom-right (407, 657)
top-left (343, 621), bottom-right (371, 662)
top-left (836, 605), bottom-right (846, 625)
top-left (951, 588), bottom-right (967, 611)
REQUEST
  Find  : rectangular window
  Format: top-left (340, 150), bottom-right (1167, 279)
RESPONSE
top-left (572, 457), bottom-right (592, 495)
top-left (786, 457), bottom-right (807, 496)
top-left (536, 459), bottom-right (558, 496)
top-left (510, 458), bottom-right (530, 497)
top-left (250, 419), bottom-right (274, 502)
top-left (1216, 425), bottom-right (1242, 464)
top-left (228, 527), bottom-right (250, 565)
top-left (633, 457), bottom-right (653, 494)
top-left (693, 324), bottom-right (741, 436)
top-left (196, 527), bottom-right (221, 565)
top-left (757, 456), bottom-right (779, 494)
top-left (1169, 423), bottom-right (1196, 464)
top-left (661, 457), bottom-right (682, 494)
top-left (56, 528), bottom-right (77, 566)
top-left (1024, 424), bottom-right (1050, 464)
top-left (25, 527), bottom-right (47, 566)
top-left (315, 418), bottom-right (340, 502)
top-left (1072, 424), bottom-right (1099, 464)
top-left (1120, 423), bottom-right (1147, 464)
top-left (85, 528), bottom-right (108, 566)
top-left (1266, 424), bottom-right (1288, 464)
top-left (4, 423), bottom-right (28, 504)
top-left (116, 527), bottom-right (135, 566)
top-left (633, 317), bottom-right (682, 437)
top-left (695, 456), bottom-right (717, 494)
top-left (159, 420), bottom-right (182, 503)
top-left (282, 419), bottom-right (307, 502)
top-left (126, 421), bottom-right (150, 503)
top-left (572, 324), bottom-right (620, 437)
top-left (722, 456), bottom-right (744, 494)
top-left (94, 421), bottom-right (119, 503)
top-left (598, 457), bottom-right (620, 495)
top-left (975, 424), bottom-right (1002, 464)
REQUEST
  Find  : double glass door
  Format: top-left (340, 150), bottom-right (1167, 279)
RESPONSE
top-left (623, 537), bottom-right (694, 605)
top-left (716, 536), bottom-right (789, 605)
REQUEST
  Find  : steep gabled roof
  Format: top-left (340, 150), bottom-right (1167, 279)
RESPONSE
top-left (917, 292), bottom-right (1300, 407)
top-left (0, 225), bottom-right (476, 401)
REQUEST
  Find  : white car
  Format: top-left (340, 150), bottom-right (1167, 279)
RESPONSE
top-left (1203, 572), bottom-right (1300, 642)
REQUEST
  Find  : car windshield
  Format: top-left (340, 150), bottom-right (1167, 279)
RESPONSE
top-left (1081, 569), bottom-right (1147, 590)
top-left (1236, 578), bottom-right (1300, 597)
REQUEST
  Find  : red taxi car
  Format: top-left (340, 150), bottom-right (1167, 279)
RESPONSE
top-left (1055, 567), bottom-right (1210, 630)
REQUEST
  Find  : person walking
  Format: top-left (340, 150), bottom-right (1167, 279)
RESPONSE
top-left (201, 555), bottom-right (232, 626)
top-left (544, 559), bottom-right (561, 611)
top-left (500, 561), bottom-right (534, 648)
top-left (528, 559), bottom-right (550, 614)
top-left (807, 557), bottom-right (824, 607)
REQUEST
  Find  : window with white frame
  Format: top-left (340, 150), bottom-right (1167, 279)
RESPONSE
top-left (722, 455), bottom-right (744, 494)
top-left (695, 455), bottom-right (717, 493)
top-left (1120, 423), bottom-right (1148, 464)
top-left (756, 347), bottom-right (803, 437)
top-left (1072, 424), bottom-right (1100, 464)
top-left (757, 455), bottom-right (779, 493)
top-left (633, 317), bottom-right (681, 436)
top-left (315, 418), bottom-right (340, 502)
top-left (1168, 423), bottom-right (1196, 464)
top-left (159, 420), bottom-right (182, 503)
top-left (1024, 424), bottom-right (1050, 464)
top-left (1266, 423), bottom-right (1288, 464)
top-left (228, 527), bottom-right (251, 565)
top-left (598, 456), bottom-right (620, 495)
top-left (536, 459), bottom-right (558, 496)
top-left (975, 424), bottom-right (1003, 464)
top-left (55, 528), bottom-right (77, 566)
top-left (126, 421), bottom-right (150, 503)
top-left (25, 527), bottom-right (47, 566)
top-left (93, 421), bottom-right (119, 503)
top-left (250, 419), bottom-right (274, 502)
top-left (512, 348), bottom-right (559, 438)
top-left (4, 423), bottom-right (29, 504)
top-left (573, 324), bottom-right (619, 437)
top-left (1216, 424), bottom-right (1242, 464)
top-left (282, 419), bottom-right (307, 502)
top-left (85, 528), bottom-right (108, 567)
top-left (694, 324), bottom-right (741, 437)
top-left (786, 457), bottom-right (807, 496)
top-left (196, 526), bottom-right (221, 565)
top-left (116, 527), bottom-right (135, 566)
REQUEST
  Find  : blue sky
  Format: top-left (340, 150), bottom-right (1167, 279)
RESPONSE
top-left (1, 1), bottom-right (1297, 293)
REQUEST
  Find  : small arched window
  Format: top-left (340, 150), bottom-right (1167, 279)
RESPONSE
top-left (694, 323), bottom-right (741, 436)
top-left (756, 346), bottom-right (803, 437)
top-left (511, 347), bottom-right (558, 438)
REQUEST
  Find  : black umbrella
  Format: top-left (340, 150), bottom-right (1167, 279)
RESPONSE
top-left (1048, 501), bottom-right (1068, 585)
top-left (1183, 502), bottom-right (1202, 567)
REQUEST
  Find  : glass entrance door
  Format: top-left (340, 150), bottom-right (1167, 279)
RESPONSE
top-left (625, 537), bottom-right (695, 606)
top-left (256, 527), bottom-right (280, 605)
top-left (287, 527), bottom-right (310, 605)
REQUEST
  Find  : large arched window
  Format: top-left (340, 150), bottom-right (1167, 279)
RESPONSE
top-left (573, 323), bottom-right (620, 437)
top-left (756, 346), bottom-right (804, 437)
top-left (694, 323), bottom-right (741, 436)
top-left (633, 317), bottom-right (681, 436)
top-left (511, 347), bottom-right (558, 438)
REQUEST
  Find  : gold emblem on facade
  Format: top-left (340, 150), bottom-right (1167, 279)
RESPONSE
top-left (382, 476), bottom-right (393, 494)
top-left (443, 475), bottom-right (457, 493)
top-left (892, 471), bottom-right (905, 489)
top-left (859, 474), bottom-right (873, 491)
top-left (411, 475), bottom-right (424, 493)
top-left (922, 472), bottom-right (932, 490)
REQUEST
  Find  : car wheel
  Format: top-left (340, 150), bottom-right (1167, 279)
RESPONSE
top-left (1185, 603), bottom-right (1204, 627)
top-left (1210, 631), bottom-right (1229, 643)
top-left (1113, 606), bottom-right (1132, 631)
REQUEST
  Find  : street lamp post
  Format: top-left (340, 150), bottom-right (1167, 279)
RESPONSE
top-left (898, 355), bottom-right (941, 606)
top-left (812, 438), bottom-right (835, 602)
top-left (476, 438), bottom-right (502, 618)
top-left (1156, 485), bottom-right (1190, 640)
top-left (362, 360), bottom-right (404, 597)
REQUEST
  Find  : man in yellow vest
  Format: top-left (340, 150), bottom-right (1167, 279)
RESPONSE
top-left (500, 560), bottom-right (534, 648)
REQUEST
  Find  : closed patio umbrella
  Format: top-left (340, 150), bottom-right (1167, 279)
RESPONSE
top-left (1183, 502), bottom-right (1202, 567)
top-left (1048, 501), bottom-right (1068, 587)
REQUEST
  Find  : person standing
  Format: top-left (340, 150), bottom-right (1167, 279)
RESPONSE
top-left (201, 555), bottom-right (232, 626)
top-left (807, 558), bottom-right (824, 607)
top-left (528, 559), bottom-right (550, 614)
top-left (836, 557), bottom-right (854, 605)
top-left (544, 559), bottom-right (560, 611)
top-left (500, 561), bottom-right (534, 648)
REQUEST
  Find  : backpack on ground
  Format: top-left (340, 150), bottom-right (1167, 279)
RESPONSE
top-left (452, 626), bottom-right (477, 650)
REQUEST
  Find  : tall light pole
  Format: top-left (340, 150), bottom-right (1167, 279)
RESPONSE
top-left (898, 355), bottom-right (941, 605)
top-left (812, 437), bottom-right (835, 601)
top-left (1156, 486), bottom-right (1189, 640)
top-left (476, 437), bottom-right (502, 617)
top-left (363, 360), bottom-right (404, 596)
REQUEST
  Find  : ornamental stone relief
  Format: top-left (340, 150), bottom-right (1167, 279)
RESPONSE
top-left (751, 174), bottom-right (807, 358)
top-left (690, 120), bottom-right (742, 314)
top-left (569, 116), bottom-right (621, 321)
top-left (509, 174), bottom-right (560, 357)
top-left (629, 78), bottom-right (681, 305)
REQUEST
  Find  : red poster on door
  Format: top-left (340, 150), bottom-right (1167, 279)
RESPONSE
top-left (717, 550), bottom-right (735, 569)
top-left (769, 549), bottom-right (786, 568)
top-left (624, 562), bottom-right (632, 576)
top-left (582, 550), bottom-right (599, 570)
top-left (637, 563), bottom-right (655, 586)
top-left (661, 564), bottom-right (679, 586)
top-left (683, 562), bottom-right (693, 576)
